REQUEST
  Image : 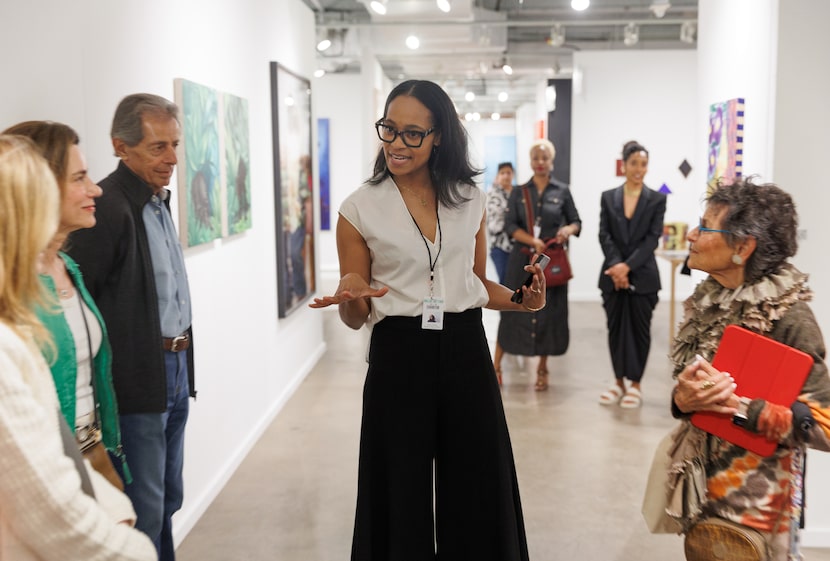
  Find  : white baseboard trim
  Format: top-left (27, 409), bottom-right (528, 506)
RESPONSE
top-left (800, 528), bottom-right (830, 548)
top-left (171, 340), bottom-right (327, 547)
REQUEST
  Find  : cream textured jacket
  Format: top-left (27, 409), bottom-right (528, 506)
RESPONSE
top-left (0, 322), bottom-right (156, 561)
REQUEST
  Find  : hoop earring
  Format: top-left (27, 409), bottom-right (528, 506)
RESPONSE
top-left (732, 254), bottom-right (743, 265)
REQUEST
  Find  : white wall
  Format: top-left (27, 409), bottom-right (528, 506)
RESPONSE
top-left (314, 74), bottom-right (366, 274)
top-left (697, 0), bottom-right (779, 183)
top-left (570, 50), bottom-right (700, 302)
top-left (0, 0), bottom-right (325, 545)
top-left (772, 0), bottom-right (830, 546)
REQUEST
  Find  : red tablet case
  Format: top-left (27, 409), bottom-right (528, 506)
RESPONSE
top-left (690, 324), bottom-right (814, 456)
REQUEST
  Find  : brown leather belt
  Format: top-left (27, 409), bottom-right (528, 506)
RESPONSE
top-left (163, 334), bottom-right (190, 352)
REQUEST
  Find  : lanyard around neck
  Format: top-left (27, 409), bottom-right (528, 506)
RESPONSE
top-left (404, 202), bottom-right (442, 297)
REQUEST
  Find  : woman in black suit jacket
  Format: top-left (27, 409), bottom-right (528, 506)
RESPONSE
top-left (597, 141), bottom-right (666, 408)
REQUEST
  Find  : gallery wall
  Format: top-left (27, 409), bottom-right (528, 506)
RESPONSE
top-left (570, 50), bottom-right (700, 302)
top-left (0, 0), bottom-right (325, 544)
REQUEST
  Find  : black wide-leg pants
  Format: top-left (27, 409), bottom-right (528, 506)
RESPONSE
top-left (601, 289), bottom-right (659, 383)
top-left (351, 308), bottom-right (529, 561)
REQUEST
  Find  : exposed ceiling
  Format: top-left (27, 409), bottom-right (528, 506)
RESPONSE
top-left (306, 0), bottom-right (698, 117)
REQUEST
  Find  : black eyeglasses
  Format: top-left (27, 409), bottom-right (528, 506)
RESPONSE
top-left (375, 120), bottom-right (435, 148)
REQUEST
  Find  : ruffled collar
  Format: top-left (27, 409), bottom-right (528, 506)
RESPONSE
top-left (670, 263), bottom-right (812, 374)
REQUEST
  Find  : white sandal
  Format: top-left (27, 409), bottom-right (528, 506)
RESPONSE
top-left (598, 383), bottom-right (625, 405)
top-left (620, 387), bottom-right (642, 409)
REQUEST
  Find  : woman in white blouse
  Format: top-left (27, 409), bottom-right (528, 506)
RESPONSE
top-left (310, 80), bottom-right (544, 561)
top-left (0, 134), bottom-right (155, 561)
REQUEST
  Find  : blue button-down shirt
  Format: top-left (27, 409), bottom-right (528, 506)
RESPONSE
top-left (143, 191), bottom-right (192, 338)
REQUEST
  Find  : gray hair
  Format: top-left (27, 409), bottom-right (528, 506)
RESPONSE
top-left (110, 93), bottom-right (179, 147)
top-left (706, 176), bottom-right (798, 283)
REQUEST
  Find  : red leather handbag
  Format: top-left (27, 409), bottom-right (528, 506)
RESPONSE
top-left (541, 240), bottom-right (572, 287)
top-left (522, 186), bottom-right (572, 287)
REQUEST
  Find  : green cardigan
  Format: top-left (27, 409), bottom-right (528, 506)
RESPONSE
top-left (37, 252), bottom-right (129, 479)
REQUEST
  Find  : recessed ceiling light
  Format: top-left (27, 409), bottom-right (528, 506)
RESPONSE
top-left (498, 91), bottom-right (508, 102)
top-left (502, 63), bottom-right (513, 75)
top-left (314, 69), bottom-right (326, 78)
top-left (406, 35), bottom-right (420, 49)
top-left (571, 0), bottom-right (589, 11)
top-left (491, 113), bottom-right (501, 121)
top-left (436, 0), bottom-right (451, 13)
top-left (465, 91), bottom-right (475, 102)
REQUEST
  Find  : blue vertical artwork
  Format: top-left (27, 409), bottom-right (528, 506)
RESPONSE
top-left (317, 118), bottom-right (331, 231)
top-left (483, 135), bottom-right (517, 190)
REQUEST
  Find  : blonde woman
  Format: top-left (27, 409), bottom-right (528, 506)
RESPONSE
top-left (4, 121), bottom-right (125, 491)
top-left (497, 139), bottom-right (581, 391)
top-left (0, 134), bottom-right (155, 561)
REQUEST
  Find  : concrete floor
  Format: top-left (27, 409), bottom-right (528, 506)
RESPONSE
top-left (177, 301), bottom-right (830, 560)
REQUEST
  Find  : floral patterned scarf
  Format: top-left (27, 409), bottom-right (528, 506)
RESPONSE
top-left (666, 263), bottom-right (812, 531)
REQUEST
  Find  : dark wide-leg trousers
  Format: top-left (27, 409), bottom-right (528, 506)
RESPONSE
top-left (351, 308), bottom-right (529, 561)
top-left (602, 290), bottom-right (659, 383)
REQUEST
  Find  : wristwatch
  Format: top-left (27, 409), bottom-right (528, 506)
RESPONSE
top-left (732, 397), bottom-right (751, 428)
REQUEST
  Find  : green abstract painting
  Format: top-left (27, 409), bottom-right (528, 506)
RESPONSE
top-left (175, 78), bottom-right (222, 247)
top-left (224, 93), bottom-right (251, 235)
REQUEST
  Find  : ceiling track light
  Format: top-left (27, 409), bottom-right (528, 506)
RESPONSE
top-left (548, 23), bottom-right (565, 47)
top-left (369, 0), bottom-right (387, 15)
top-left (623, 22), bottom-right (639, 47)
top-left (501, 58), bottom-right (513, 75)
top-left (436, 0), bottom-right (451, 13)
top-left (316, 29), bottom-right (335, 52)
top-left (680, 21), bottom-right (696, 44)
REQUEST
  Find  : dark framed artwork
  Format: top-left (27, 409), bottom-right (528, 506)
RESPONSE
top-left (270, 62), bottom-right (315, 317)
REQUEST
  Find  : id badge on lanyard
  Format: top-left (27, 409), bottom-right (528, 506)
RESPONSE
top-left (422, 297), bottom-right (445, 330)
top-left (401, 185), bottom-right (444, 331)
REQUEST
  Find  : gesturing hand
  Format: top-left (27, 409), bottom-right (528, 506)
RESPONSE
top-left (308, 272), bottom-right (389, 309)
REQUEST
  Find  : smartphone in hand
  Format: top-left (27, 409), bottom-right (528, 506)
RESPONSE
top-left (510, 253), bottom-right (551, 303)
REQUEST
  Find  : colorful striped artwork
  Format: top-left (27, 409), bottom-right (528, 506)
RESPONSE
top-left (707, 97), bottom-right (745, 187)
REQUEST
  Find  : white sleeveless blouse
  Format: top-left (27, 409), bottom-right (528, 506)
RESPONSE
top-left (339, 177), bottom-right (489, 326)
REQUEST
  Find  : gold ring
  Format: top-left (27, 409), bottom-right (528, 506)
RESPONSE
top-left (700, 380), bottom-right (715, 390)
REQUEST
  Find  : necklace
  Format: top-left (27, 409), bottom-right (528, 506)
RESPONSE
top-left (398, 183), bottom-right (429, 207)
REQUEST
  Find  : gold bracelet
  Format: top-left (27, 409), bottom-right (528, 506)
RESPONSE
top-left (522, 302), bottom-right (543, 312)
